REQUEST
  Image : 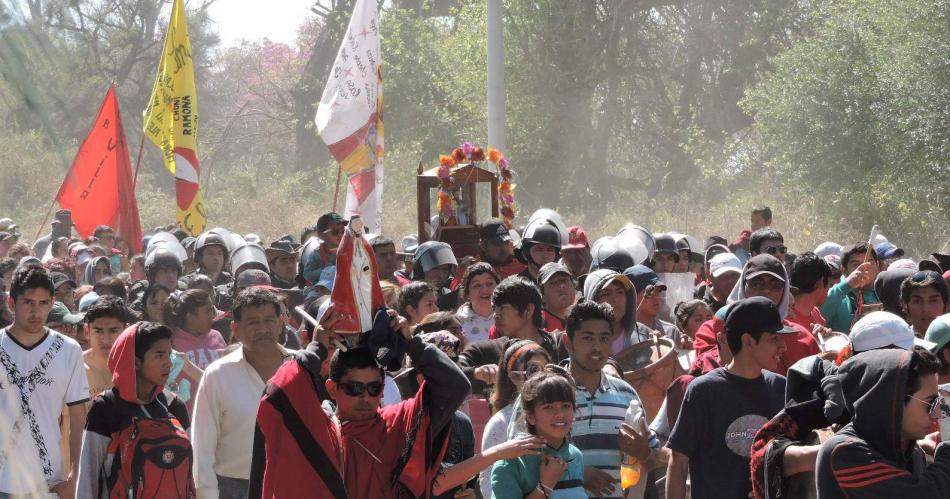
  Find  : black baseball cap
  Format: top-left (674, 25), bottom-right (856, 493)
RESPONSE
top-left (724, 296), bottom-right (797, 339)
top-left (744, 254), bottom-right (787, 282)
top-left (316, 212), bottom-right (347, 234)
top-left (480, 218), bottom-right (512, 244)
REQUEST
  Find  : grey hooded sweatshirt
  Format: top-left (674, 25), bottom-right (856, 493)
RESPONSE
top-left (583, 268), bottom-right (652, 351)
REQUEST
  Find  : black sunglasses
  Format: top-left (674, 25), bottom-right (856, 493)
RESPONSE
top-left (338, 381), bottom-right (384, 397)
top-left (765, 246), bottom-right (788, 255)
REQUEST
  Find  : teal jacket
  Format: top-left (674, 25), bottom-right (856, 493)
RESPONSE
top-left (820, 277), bottom-right (880, 333)
top-left (491, 438), bottom-right (586, 499)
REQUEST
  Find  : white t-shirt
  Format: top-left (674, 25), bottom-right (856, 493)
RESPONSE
top-left (0, 328), bottom-right (89, 494)
top-left (456, 303), bottom-right (495, 345)
top-left (478, 404), bottom-right (515, 499)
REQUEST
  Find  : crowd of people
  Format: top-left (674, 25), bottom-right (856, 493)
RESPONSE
top-left (1, 205), bottom-right (950, 499)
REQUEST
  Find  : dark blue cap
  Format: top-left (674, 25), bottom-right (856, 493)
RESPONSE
top-left (622, 264), bottom-right (666, 294)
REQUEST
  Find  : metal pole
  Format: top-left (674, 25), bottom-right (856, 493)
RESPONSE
top-left (487, 0), bottom-right (506, 151)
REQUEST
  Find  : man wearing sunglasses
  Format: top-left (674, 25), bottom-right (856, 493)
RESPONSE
top-left (749, 227), bottom-right (787, 261)
top-left (250, 306), bottom-right (470, 499)
top-left (817, 348), bottom-right (950, 496)
top-left (316, 212), bottom-right (348, 254)
top-left (624, 265), bottom-right (681, 343)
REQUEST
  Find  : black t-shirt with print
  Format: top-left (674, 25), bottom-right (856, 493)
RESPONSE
top-left (667, 367), bottom-right (786, 499)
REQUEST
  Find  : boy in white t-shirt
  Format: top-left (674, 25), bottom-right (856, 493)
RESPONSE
top-left (0, 264), bottom-right (89, 498)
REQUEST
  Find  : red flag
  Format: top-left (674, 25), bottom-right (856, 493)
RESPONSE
top-left (56, 86), bottom-right (143, 252)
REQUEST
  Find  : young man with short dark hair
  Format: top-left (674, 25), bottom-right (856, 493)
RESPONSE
top-left (564, 301), bottom-right (661, 499)
top-left (651, 234), bottom-right (680, 274)
top-left (750, 228), bottom-right (786, 259)
top-left (82, 295), bottom-right (128, 400)
top-left (458, 277), bottom-right (569, 396)
top-left (821, 243), bottom-right (881, 333)
top-left (92, 225), bottom-right (115, 251)
top-left (731, 206), bottom-right (773, 263)
top-left (397, 281), bottom-right (439, 326)
top-left (623, 265), bottom-right (681, 341)
top-left (193, 287), bottom-right (290, 498)
top-left (900, 270), bottom-right (949, 337)
top-left (479, 218), bottom-right (525, 279)
top-left (666, 296), bottom-right (793, 499)
top-left (249, 307), bottom-right (469, 498)
top-left (369, 235), bottom-right (402, 284)
top-left (817, 348), bottom-right (950, 496)
top-left (788, 252), bottom-right (834, 332)
top-left (0, 265), bottom-right (89, 498)
top-left (76, 322), bottom-right (191, 498)
top-left (751, 206), bottom-right (772, 231)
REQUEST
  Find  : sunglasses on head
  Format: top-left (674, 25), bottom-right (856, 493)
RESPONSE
top-left (765, 246), bottom-right (788, 255)
top-left (510, 363), bottom-right (544, 381)
top-left (911, 271), bottom-right (940, 283)
top-left (338, 381), bottom-right (384, 397)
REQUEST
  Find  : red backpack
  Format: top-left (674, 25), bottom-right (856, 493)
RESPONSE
top-left (104, 394), bottom-right (196, 499)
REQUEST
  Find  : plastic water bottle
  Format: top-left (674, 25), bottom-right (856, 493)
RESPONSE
top-left (620, 398), bottom-right (644, 490)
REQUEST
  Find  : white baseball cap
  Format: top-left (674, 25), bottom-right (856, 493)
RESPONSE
top-left (814, 242), bottom-right (843, 259)
top-left (849, 311), bottom-right (934, 352)
top-left (709, 252), bottom-right (742, 278)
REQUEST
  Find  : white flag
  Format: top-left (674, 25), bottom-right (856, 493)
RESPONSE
top-left (315, 0), bottom-right (384, 233)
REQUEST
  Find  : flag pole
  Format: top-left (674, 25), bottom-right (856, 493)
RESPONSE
top-left (332, 163), bottom-right (343, 213)
top-left (131, 133), bottom-right (146, 191)
top-left (33, 198), bottom-right (58, 243)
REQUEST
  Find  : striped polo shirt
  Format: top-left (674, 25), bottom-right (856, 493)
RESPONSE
top-left (570, 370), bottom-right (659, 499)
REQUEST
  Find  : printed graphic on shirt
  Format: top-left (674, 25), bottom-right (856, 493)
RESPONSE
top-left (724, 414), bottom-right (768, 457)
top-left (184, 348), bottom-right (221, 369)
top-left (0, 335), bottom-right (64, 479)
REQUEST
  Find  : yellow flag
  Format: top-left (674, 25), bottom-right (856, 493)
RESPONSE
top-left (143, 0), bottom-right (205, 235)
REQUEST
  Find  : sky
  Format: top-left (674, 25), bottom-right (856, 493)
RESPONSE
top-left (207, 0), bottom-right (318, 47)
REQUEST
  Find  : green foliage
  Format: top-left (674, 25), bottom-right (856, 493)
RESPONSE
top-left (742, 0), bottom-right (950, 253)
top-left (0, 0), bottom-right (946, 256)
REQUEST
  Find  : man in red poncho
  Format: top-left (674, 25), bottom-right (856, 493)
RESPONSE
top-left (249, 312), bottom-right (469, 498)
top-left (249, 217), bottom-right (471, 498)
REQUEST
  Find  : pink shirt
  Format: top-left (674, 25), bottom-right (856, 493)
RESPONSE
top-left (172, 329), bottom-right (227, 369)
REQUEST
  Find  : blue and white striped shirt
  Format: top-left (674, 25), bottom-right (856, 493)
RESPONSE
top-left (570, 371), bottom-right (659, 499)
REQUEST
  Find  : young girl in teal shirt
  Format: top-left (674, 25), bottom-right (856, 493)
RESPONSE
top-left (491, 367), bottom-right (587, 498)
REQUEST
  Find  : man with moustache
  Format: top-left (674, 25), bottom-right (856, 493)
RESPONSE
top-left (193, 287), bottom-right (291, 498)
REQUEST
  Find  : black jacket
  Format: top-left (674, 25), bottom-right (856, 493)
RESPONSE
top-left (816, 349), bottom-right (950, 498)
top-left (457, 331), bottom-right (569, 396)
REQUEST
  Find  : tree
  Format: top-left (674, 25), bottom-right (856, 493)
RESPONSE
top-left (742, 0), bottom-right (950, 252)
